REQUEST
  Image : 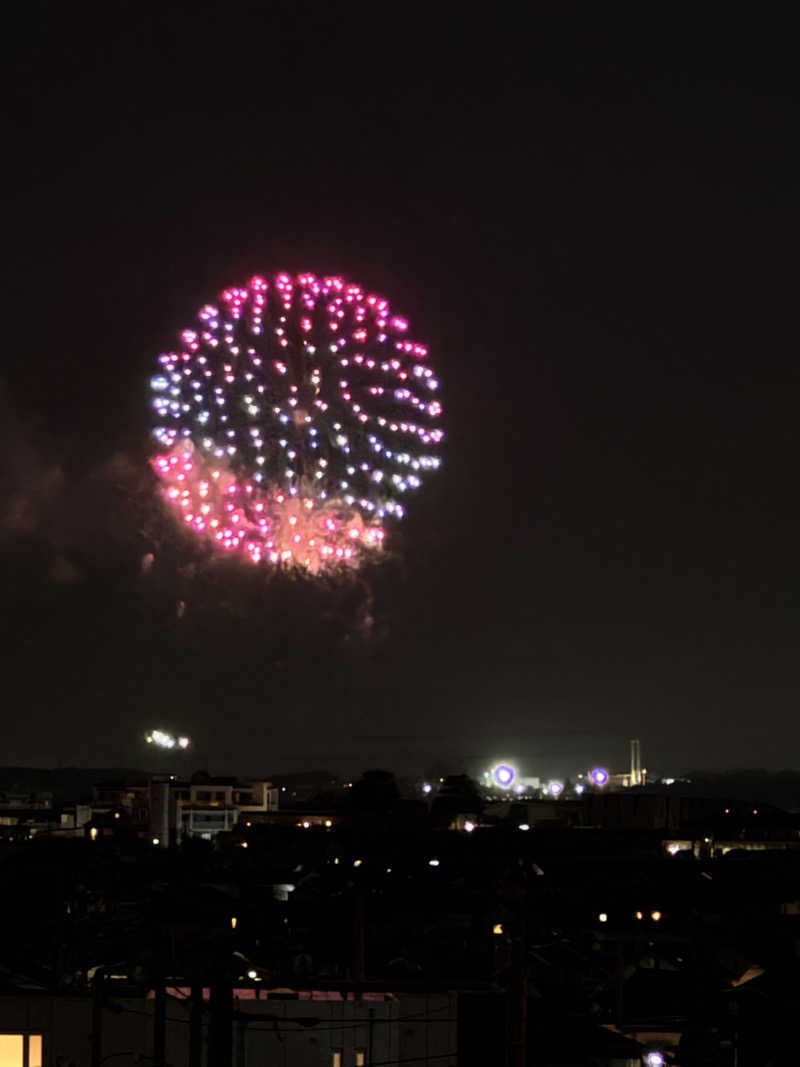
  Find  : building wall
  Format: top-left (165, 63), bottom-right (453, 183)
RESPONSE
top-left (0, 991), bottom-right (456, 1067)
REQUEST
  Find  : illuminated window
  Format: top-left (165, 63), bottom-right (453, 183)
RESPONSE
top-left (356, 1052), bottom-right (366, 1066)
top-left (0, 1034), bottom-right (43, 1067)
top-left (331, 1052), bottom-right (343, 1067)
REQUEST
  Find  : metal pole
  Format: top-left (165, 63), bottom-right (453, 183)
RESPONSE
top-left (91, 969), bottom-right (104, 1067)
top-left (189, 985), bottom-right (203, 1067)
top-left (154, 984), bottom-right (166, 1066)
top-left (209, 979), bottom-right (233, 1067)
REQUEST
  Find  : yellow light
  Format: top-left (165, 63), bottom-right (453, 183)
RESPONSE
top-left (325, 819), bottom-right (332, 827)
top-left (241, 842), bottom-right (248, 849)
top-left (90, 827), bottom-right (98, 841)
top-left (353, 859), bottom-right (362, 868)
top-left (152, 837), bottom-right (160, 846)
top-left (598, 913), bottom-right (608, 923)
top-left (493, 923), bottom-right (504, 935)
top-left (651, 910), bottom-right (662, 922)
top-left (635, 911), bottom-right (643, 920)
top-left (114, 812), bottom-right (120, 820)
top-left (231, 916), bottom-right (238, 930)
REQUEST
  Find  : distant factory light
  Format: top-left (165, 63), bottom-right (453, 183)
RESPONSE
top-left (635, 911), bottom-right (643, 920)
top-left (90, 827), bottom-right (99, 841)
top-left (651, 910), bottom-right (662, 922)
top-left (324, 819), bottom-right (333, 827)
top-left (662, 777), bottom-right (675, 786)
top-left (598, 912), bottom-right (608, 923)
top-left (428, 858), bottom-right (440, 867)
top-left (353, 859), bottom-right (363, 868)
top-left (546, 780), bottom-right (564, 797)
top-left (493, 763), bottom-right (516, 788)
top-left (644, 1052), bottom-right (666, 1067)
top-left (231, 917), bottom-right (238, 929)
top-left (463, 821), bottom-right (476, 833)
top-left (152, 837), bottom-right (160, 846)
top-left (422, 783), bottom-right (433, 794)
top-left (590, 767), bottom-right (609, 787)
top-left (247, 969), bottom-right (257, 979)
top-left (518, 823), bottom-right (530, 832)
top-left (493, 923), bottom-right (504, 935)
top-left (574, 783), bottom-right (585, 795)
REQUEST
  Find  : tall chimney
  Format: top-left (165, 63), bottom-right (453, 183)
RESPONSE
top-left (630, 738), bottom-right (642, 787)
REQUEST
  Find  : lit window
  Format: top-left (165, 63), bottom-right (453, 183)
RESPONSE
top-left (331, 1052), bottom-right (343, 1067)
top-left (356, 1052), bottom-right (366, 1066)
top-left (28, 1036), bottom-right (42, 1067)
top-left (0, 1034), bottom-right (43, 1067)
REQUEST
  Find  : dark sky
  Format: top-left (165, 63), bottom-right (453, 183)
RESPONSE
top-left (2, 3), bottom-right (798, 778)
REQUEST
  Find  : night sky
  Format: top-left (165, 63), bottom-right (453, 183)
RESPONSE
top-left (2, 4), bottom-right (798, 778)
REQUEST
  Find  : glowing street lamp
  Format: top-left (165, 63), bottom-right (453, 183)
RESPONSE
top-left (493, 764), bottom-right (516, 789)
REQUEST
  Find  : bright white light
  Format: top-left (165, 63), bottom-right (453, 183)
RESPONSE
top-left (590, 767), bottom-right (609, 787)
top-left (598, 912), bottom-right (608, 923)
top-left (518, 823), bottom-right (530, 831)
top-left (464, 821), bottom-right (476, 833)
top-left (428, 858), bottom-right (440, 867)
top-left (152, 838), bottom-right (160, 846)
top-left (645, 1052), bottom-right (666, 1067)
top-left (146, 729), bottom-right (191, 751)
top-left (247, 970), bottom-right (257, 979)
top-left (574, 783), bottom-right (585, 795)
top-left (493, 763), bottom-right (516, 788)
top-left (421, 783), bottom-right (433, 794)
top-left (546, 780), bottom-right (564, 797)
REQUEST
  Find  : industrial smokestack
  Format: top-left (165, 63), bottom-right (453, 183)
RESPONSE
top-left (630, 738), bottom-right (642, 787)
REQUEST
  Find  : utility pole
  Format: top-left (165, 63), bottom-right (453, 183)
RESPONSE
top-left (209, 977), bottom-right (233, 1067)
top-left (353, 887), bottom-right (366, 996)
top-left (153, 983), bottom-right (166, 1066)
top-left (189, 984), bottom-right (204, 1067)
top-left (91, 969), bottom-right (104, 1067)
top-left (507, 898), bottom-right (527, 1067)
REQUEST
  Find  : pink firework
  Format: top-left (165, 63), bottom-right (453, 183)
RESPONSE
top-left (150, 273), bottom-right (443, 570)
